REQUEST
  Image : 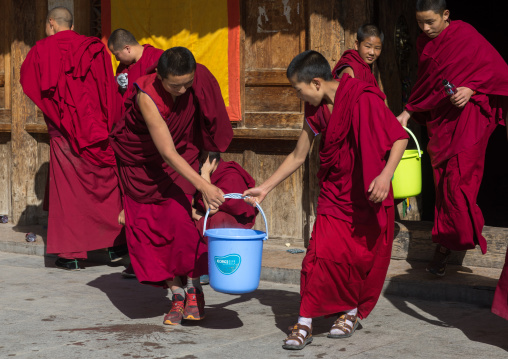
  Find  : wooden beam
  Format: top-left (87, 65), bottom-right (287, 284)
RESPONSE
top-left (0, 123), bottom-right (12, 133)
top-left (233, 128), bottom-right (301, 141)
top-left (0, 109), bottom-right (11, 124)
top-left (24, 124), bottom-right (48, 133)
top-left (244, 112), bottom-right (303, 129)
top-left (245, 70), bottom-right (290, 86)
top-left (0, 73), bottom-right (4, 87)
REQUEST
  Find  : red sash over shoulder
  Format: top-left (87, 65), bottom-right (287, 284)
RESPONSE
top-left (332, 49), bottom-right (379, 87)
top-left (20, 30), bottom-right (118, 167)
top-left (116, 44), bottom-right (164, 109)
top-left (306, 74), bottom-right (407, 232)
top-left (405, 20), bottom-right (508, 166)
top-left (109, 64), bottom-right (233, 204)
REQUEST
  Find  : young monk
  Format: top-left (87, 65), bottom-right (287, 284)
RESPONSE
top-left (244, 50), bottom-right (408, 350)
top-left (192, 151), bottom-right (257, 234)
top-left (397, 0), bottom-right (508, 276)
top-left (20, 6), bottom-right (125, 270)
top-left (332, 23), bottom-right (383, 87)
top-left (108, 28), bottom-right (164, 109)
top-left (109, 47), bottom-right (233, 325)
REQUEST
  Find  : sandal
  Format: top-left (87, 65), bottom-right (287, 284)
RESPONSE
top-left (327, 313), bottom-right (359, 339)
top-left (282, 323), bottom-right (313, 350)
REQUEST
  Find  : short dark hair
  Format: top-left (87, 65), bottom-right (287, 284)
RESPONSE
top-left (157, 47), bottom-right (197, 79)
top-left (108, 28), bottom-right (138, 50)
top-left (286, 50), bottom-right (332, 84)
top-left (416, 0), bottom-right (447, 14)
top-left (207, 152), bottom-right (221, 164)
top-left (357, 24), bottom-right (384, 43)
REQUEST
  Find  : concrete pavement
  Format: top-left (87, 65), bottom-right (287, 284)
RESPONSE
top-left (1, 252), bottom-right (507, 359)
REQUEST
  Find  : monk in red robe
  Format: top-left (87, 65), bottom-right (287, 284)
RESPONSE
top-left (397, 0), bottom-right (508, 276)
top-left (107, 28), bottom-right (164, 112)
top-left (109, 47), bottom-right (233, 326)
top-left (192, 152), bottom-right (257, 235)
top-left (244, 50), bottom-right (408, 350)
top-left (20, 7), bottom-right (125, 271)
top-left (107, 28), bottom-right (164, 277)
top-left (332, 23), bottom-right (383, 87)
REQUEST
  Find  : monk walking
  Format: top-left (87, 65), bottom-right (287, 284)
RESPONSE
top-left (244, 50), bottom-right (408, 350)
top-left (20, 7), bottom-right (125, 270)
top-left (332, 23), bottom-right (383, 87)
top-left (109, 47), bottom-right (233, 325)
top-left (397, 0), bottom-right (508, 276)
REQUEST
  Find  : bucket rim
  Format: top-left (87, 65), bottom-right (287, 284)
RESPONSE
top-left (205, 228), bottom-right (267, 240)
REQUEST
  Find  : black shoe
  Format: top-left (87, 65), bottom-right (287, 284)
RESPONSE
top-left (108, 244), bottom-right (129, 262)
top-left (55, 258), bottom-right (81, 271)
top-left (426, 244), bottom-right (451, 277)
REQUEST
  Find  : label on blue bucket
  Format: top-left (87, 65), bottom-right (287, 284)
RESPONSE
top-left (214, 254), bottom-right (241, 275)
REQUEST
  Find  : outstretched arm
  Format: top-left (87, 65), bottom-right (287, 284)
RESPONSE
top-left (243, 121), bottom-right (315, 205)
top-left (368, 138), bottom-right (408, 203)
top-left (138, 91), bottom-right (224, 209)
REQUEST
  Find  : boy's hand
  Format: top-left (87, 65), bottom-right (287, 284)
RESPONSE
top-left (192, 207), bottom-right (203, 221)
top-left (450, 87), bottom-right (474, 108)
top-left (242, 187), bottom-right (267, 207)
top-left (396, 110), bottom-right (411, 127)
top-left (201, 183), bottom-right (224, 210)
top-left (368, 173), bottom-right (392, 203)
top-left (201, 158), bottom-right (216, 179)
top-left (118, 209), bottom-right (125, 226)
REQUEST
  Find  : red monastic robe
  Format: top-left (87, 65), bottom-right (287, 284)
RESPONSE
top-left (332, 49), bottom-right (379, 88)
top-left (194, 160), bottom-right (257, 234)
top-left (20, 30), bottom-right (125, 258)
top-left (115, 44), bottom-right (164, 112)
top-left (301, 74), bottom-right (408, 319)
top-left (109, 64), bottom-right (233, 286)
top-left (492, 251), bottom-right (508, 321)
top-left (405, 20), bottom-right (508, 254)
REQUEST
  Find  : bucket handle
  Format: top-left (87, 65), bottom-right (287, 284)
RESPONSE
top-left (203, 193), bottom-right (269, 241)
top-left (403, 127), bottom-right (422, 158)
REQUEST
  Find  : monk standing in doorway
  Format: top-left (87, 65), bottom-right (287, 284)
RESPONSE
top-left (397, 0), bottom-right (508, 276)
top-left (20, 6), bottom-right (125, 270)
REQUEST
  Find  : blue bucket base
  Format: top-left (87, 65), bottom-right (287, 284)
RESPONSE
top-left (206, 228), bottom-right (265, 294)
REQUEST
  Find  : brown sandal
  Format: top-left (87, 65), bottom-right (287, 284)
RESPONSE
top-left (327, 313), bottom-right (359, 339)
top-left (282, 323), bottom-right (313, 350)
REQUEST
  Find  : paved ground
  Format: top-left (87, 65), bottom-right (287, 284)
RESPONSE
top-left (1, 252), bottom-right (507, 359)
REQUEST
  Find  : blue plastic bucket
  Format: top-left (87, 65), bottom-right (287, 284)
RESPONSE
top-left (203, 193), bottom-right (268, 294)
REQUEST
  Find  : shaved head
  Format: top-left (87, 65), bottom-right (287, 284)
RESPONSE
top-left (47, 6), bottom-right (73, 29)
top-left (108, 29), bottom-right (139, 51)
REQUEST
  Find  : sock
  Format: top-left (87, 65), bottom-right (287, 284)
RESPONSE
top-left (330, 308), bottom-right (358, 335)
top-left (187, 277), bottom-right (202, 293)
top-left (171, 287), bottom-right (186, 301)
top-left (285, 316), bottom-right (312, 346)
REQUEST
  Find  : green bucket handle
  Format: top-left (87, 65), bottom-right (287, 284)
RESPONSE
top-left (403, 127), bottom-right (422, 158)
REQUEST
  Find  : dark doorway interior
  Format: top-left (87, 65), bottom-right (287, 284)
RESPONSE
top-left (419, 1), bottom-right (508, 227)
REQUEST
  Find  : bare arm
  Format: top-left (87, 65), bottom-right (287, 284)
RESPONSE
top-left (243, 121), bottom-right (315, 205)
top-left (336, 66), bottom-right (355, 79)
top-left (396, 110), bottom-right (413, 127)
top-left (200, 159), bottom-right (219, 216)
top-left (368, 138), bottom-right (408, 203)
top-left (138, 91), bottom-right (224, 209)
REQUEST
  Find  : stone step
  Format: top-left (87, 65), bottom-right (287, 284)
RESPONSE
top-left (393, 221), bottom-right (508, 269)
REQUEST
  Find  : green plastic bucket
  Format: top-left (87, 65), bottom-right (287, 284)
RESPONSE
top-left (392, 127), bottom-right (423, 199)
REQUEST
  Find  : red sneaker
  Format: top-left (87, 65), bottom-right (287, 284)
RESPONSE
top-left (183, 287), bottom-right (205, 320)
top-left (163, 293), bottom-right (185, 325)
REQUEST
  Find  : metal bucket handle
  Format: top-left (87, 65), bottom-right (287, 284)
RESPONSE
top-left (202, 193), bottom-right (269, 241)
top-left (403, 127), bottom-right (422, 158)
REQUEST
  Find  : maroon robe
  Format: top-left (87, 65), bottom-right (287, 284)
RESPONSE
top-left (405, 20), bottom-right (508, 254)
top-left (109, 64), bottom-right (233, 286)
top-left (20, 30), bottom-right (124, 258)
top-left (194, 159), bottom-right (257, 234)
top-left (492, 251), bottom-right (508, 321)
top-left (301, 74), bottom-right (408, 319)
top-left (116, 44), bottom-right (163, 112)
top-left (332, 49), bottom-right (379, 87)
